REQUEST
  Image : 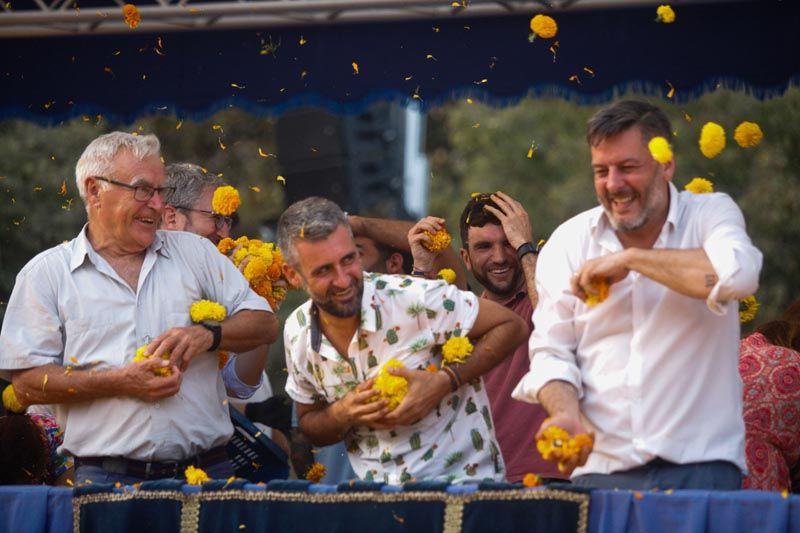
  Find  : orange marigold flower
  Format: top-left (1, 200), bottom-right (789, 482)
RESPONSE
top-left (423, 228), bottom-right (452, 252)
top-left (305, 462), bottom-right (327, 483)
top-left (122, 4), bottom-right (141, 29)
top-left (655, 5), bottom-right (675, 24)
top-left (522, 472), bottom-right (543, 488)
top-left (217, 237), bottom-right (236, 255)
top-left (734, 121), bottom-right (764, 148)
top-left (530, 14), bottom-right (558, 39)
top-left (584, 279), bottom-right (610, 306)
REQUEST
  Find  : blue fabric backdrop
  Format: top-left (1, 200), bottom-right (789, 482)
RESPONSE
top-left (1, 1), bottom-right (798, 124)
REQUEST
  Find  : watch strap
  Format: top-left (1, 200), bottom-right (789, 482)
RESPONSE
top-left (200, 322), bottom-right (222, 351)
top-left (516, 241), bottom-right (538, 261)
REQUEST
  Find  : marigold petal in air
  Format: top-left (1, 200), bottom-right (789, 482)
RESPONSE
top-left (190, 300), bottom-right (227, 323)
top-left (530, 14), bottom-right (558, 39)
top-left (739, 295), bottom-right (760, 324)
top-left (423, 228), bottom-right (452, 252)
top-left (656, 5), bottom-right (675, 24)
top-left (373, 358), bottom-right (409, 411)
top-left (522, 473), bottom-right (543, 488)
top-left (648, 136), bottom-right (673, 164)
top-left (2, 384), bottom-right (25, 414)
top-left (211, 185), bottom-right (241, 216)
top-left (734, 121), bottom-right (763, 148)
top-left (184, 465), bottom-right (211, 485)
top-left (441, 336), bottom-right (474, 365)
top-left (699, 122), bottom-right (726, 159)
top-left (122, 4), bottom-right (141, 29)
top-left (684, 177), bottom-right (714, 194)
top-left (436, 268), bottom-right (457, 285)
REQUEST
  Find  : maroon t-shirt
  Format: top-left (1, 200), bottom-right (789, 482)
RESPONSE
top-left (481, 289), bottom-right (565, 481)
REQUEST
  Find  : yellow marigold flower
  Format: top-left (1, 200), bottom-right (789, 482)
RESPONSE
top-left (244, 256), bottom-right (270, 282)
top-left (423, 228), bottom-right (452, 252)
top-left (2, 384), bottom-right (25, 414)
top-left (373, 358), bottom-right (409, 411)
top-left (684, 177), bottom-right (714, 194)
top-left (530, 14), bottom-right (558, 39)
top-left (184, 465), bottom-right (211, 485)
top-left (305, 462), bottom-right (327, 483)
top-left (522, 472), bottom-right (542, 488)
top-left (699, 122), bottom-right (726, 159)
top-left (189, 300), bottom-right (227, 323)
top-left (122, 4), bottom-right (141, 29)
top-left (217, 237), bottom-right (236, 255)
top-left (441, 336), bottom-right (474, 365)
top-left (584, 279), bottom-right (610, 306)
top-left (211, 185), bottom-right (241, 216)
top-left (436, 268), bottom-right (457, 285)
top-left (647, 136), bottom-right (673, 164)
top-left (536, 426), bottom-right (570, 461)
top-left (655, 5), bottom-right (675, 24)
top-left (134, 344), bottom-right (172, 376)
top-left (734, 121), bottom-right (764, 148)
top-left (739, 295), bottom-right (760, 324)
top-left (232, 246), bottom-right (250, 267)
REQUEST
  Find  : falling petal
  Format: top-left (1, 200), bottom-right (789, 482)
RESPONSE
top-left (176, 120), bottom-right (183, 130)
top-left (231, 83), bottom-right (245, 89)
top-left (276, 175), bottom-right (286, 185)
top-left (426, 54), bottom-right (437, 61)
top-left (42, 374), bottom-right (48, 391)
top-left (472, 123), bottom-right (480, 128)
top-left (568, 74), bottom-right (581, 84)
top-left (583, 66), bottom-right (595, 77)
top-left (218, 138), bottom-right (226, 150)
top-left (299, 35), bottom-right (307, 45)
top-left (666, 80), bottom-right (675, 99)
top-left (466, 98), bottom-right (473, 104)
top-left (59, 180), bottom-right (67, 195)
top-left (250, 186), bottom-right (261, 193)
top-left (352, 61), bottom-right (359, 75)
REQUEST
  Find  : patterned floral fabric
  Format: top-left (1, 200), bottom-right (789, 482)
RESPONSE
top-left (740, 332), bottom-right (800, 491)
top-left (29, 412), bottom-right (73, 483)
top-left (284, 272), bottom-right (505, 484)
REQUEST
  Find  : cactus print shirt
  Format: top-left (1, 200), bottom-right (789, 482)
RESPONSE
top-left (284, 272), bottom-right (505, 484)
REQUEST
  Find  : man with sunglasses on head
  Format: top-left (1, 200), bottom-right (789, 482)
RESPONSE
top-left (0, 132), bottom-right (278, 484)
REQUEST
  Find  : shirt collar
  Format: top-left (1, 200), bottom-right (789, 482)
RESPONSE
top-left (308, 274), bottom-right (374, 353)
top-left (69, 225), bottom-right (169, 272)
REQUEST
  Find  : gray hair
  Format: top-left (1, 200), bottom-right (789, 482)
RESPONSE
top-left (164, 162), bottom-right (225, 208)
top-left (277, 196), bottom-right (351, 267)
top-left (586, 100), bottom-right (672, 147)
top-left (75, 132), bottom-right (161, 208)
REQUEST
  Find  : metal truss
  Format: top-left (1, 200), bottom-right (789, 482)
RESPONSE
top-left (0, 0), bottom-right (674, 38)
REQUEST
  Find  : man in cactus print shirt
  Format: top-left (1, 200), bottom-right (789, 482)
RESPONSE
top-left (278, 197), bottom-right (527, 484)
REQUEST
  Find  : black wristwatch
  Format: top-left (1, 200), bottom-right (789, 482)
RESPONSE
top-left (516, 241), bottom-right (540, 261)
top-left (200, 322), bottom-right (222, 351)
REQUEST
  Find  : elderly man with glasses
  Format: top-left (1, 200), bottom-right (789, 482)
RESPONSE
top-left (0, 132), bottom-right (278, 484)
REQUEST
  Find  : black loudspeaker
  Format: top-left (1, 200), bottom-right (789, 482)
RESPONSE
top-left (276, 103), bottom-right (408, 218)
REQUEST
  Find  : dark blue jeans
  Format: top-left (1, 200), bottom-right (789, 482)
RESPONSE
top-left (572, 459), bottom-right (742, 491)
top-left (75, 459), bottom-right (235, 486)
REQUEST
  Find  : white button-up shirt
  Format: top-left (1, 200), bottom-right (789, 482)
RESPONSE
top-left (513, 183), bottom-right (762, 476)
top-left (0, 228), bottom-right (270, 461)
top-left (285, 273), bottom-right (505, 484)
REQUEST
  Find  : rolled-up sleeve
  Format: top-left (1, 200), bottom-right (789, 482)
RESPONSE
top-left (0, 258), bottom-right (64, 379)
top-left (701, 194), bottom-right (763, 314)
top-left (221, 354), bottom-right (264, 399)
top-left (512, 239), bottom-right (583, 404)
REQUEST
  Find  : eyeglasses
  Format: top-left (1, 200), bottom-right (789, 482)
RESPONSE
top-left (94, 176), bottom-right (176, 202)
top-left (173, 205), bottom-right (233, 230)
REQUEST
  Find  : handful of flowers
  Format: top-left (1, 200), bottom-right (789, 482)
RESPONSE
top-left (372, 358), bottom-right (409, 411)
top-left (584, 279), bottom-right (610, 306)
top-left (218, 236), bottom-right (288, 309)
top-left (536, 426), bottom-right (594, 473)
top-left (133, 344), bottom-right (172, 376)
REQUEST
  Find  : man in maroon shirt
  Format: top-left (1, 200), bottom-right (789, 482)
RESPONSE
top-left (457, 192), bottom-right (565, 482)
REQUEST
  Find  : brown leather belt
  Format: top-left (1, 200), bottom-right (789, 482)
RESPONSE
top-left (76, 446), bottom-right (229, 480)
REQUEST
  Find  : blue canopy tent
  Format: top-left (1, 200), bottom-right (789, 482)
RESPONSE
top-left (1, 0), bottom-right (798, 124)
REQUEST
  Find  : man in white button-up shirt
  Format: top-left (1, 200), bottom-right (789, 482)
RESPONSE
top-left (512, 100), bottom-right (763, 490)
top-left (0, 132), bottom-right (278, 483)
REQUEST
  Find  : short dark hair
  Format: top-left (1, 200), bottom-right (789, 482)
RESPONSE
top-left (586, 100), bottom-right (672, 147)
top-left (459, 193), bottom-right (501, 247)
top-left (276, 196), bottom-right (350, 267)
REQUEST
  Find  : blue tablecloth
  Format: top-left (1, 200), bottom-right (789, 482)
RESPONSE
top-left (2, 484), bottom-right (798, 533)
